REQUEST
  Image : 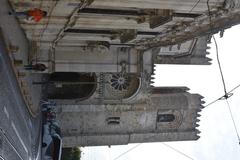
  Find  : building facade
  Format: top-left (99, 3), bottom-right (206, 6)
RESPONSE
top-left (8, 0), bottom-right (240, 147)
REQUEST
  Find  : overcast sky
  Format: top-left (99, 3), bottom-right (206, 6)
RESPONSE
top-left (81, 25), bottom-right (240, 160)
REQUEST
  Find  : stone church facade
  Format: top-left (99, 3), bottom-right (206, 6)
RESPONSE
top-left (49, 38), bottom-right (207, 147)
top-left (8, 0), bottom-right (240, 147)
top-left (57, 87), bottom-right (203, 147)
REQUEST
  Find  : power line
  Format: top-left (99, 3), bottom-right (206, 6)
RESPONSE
top-left (108, 147), bottom-right (112, 160)
top-left (39, 1), bottom-right (58, 42)
top-left (206, 0), bottom-right (232, 99)
top-left (204, 0), bottom-right (240, 107)
top-left (212, 35), bottom-right (228, 96)
top-left (162, 143), bottom-right (194, 160)
top-left (179, 0), bottom-right (202, 27)
top-left (204, 83), bottom-right (240, 107)
top-left (204, 96), bottom-right (221, 108)
top-left (226, 100), bottom-right (240, 144)
top-left (113, 1), bottom-right (238, 159)
top-left (228, 83), bottom-right (240, 93)
top-left (207, 0), bottom-right (228, 97)
top-left (206, 0), bottom-right (240, 145)
top-left (189, 0), bottom-right (201, 13)
top-left (35, 1), bottom-right (58, 63)
top-left (113, 143), bottom-right (141, 160)
top-left (112, 142), bottom-right (195, 160)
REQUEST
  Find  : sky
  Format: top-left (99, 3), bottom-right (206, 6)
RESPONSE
top-left (80, 25), bottom-right (240, 160)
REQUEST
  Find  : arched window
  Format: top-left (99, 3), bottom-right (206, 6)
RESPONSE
top-left (157, 114), bottom-right (175, 122)
top-left (106, 117), bottom-right (120, 125)
top-left (47, 72), bottom-right (97, 100)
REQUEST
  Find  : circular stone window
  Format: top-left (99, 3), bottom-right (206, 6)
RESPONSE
top-left (105, 73), bottom-right (140, 99)
top-left (110, 73), bottom-right (130, 91)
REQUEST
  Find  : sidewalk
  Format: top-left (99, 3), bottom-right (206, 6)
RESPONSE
top-left (0, 0), bottom-right (42, 117)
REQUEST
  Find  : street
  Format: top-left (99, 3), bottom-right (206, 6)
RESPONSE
top-left (0, 36), bottom-right (41, 160)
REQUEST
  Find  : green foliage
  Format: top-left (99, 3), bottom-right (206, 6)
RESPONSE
top-left (61, 147), bottom-right (81, 160)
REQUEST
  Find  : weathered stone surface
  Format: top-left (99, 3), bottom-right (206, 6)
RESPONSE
top-left (7, 0), bottom-right (239, 147)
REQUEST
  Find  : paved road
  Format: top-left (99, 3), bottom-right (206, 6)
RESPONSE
top-left (0, 35), bottom-right (41, 160)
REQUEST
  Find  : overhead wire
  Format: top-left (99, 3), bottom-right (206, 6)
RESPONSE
top-left (176, 0), bottom-right (202, 32)
top-left (50, 0), bottom-right (92, 50)
top-left (31, 1), bottom-right (239, 159)
top-left (226, 100), bottom-right (240, 144)
top-left (31, 0), bottom-right (58, 63)
top-left (212, 34), bottom-right (228, 96)
top-left (228, 83), bottom-right (240, 93)
top-left (39, 1), bottom-right (58, 43)
top-left (203, 1), bottom-right (240, 107)
top-left (207, 0), bottom-right (228, 96)
top-left (112, 142), bottom-right (194, 160)
top-left (108, 146), bottom-right (112, 160)
top-left (28, 0), bottom-right (52, 64)
top-left (112, 122), bottom-right (197, 160)
top-left (113, 143), bottom-right (142, 160)
top-left (204, 83), bottom-right (240, 107)
top-left (111, 36), bottom-right (240, 160)
top-left (116, 1), bottom-right (238, 159)
top-left (188, 0), bottom-right (201, 14)
top-left (30, 0), bottom-right (42, 56)
top-left (112, 1), bottom-right (232, 159)
top-left (161, 143), bottom-right (194, 160)
top-left (206, 0), bottom-right (240, 144)
top-left (204, 96), bottom-right (221, 108)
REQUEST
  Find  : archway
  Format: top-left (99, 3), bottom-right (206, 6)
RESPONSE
top-left (47, 72), bottom-right (97, 100)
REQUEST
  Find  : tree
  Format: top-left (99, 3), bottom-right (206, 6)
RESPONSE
top-left (61, 147), bottom-right (81, 160)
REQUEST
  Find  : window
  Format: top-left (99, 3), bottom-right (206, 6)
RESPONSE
top-left (47, 72), bottom-right (97, 100)
top-left (157, 114), bottom-right (175, 122)
top-left (106, 117), bottom-right (120, 125)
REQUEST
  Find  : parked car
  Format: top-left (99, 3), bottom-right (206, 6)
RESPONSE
top-left (41, 101), bottom-right (62, 160)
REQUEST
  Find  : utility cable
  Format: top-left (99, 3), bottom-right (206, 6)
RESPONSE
top-left (204, 83), bottom-right (240, 145)
top-left (113, 143), bottom-right (141, 160)
top-left (112, 141), bottom-right (194, 160)
top-left (39, 1), bottom-right (58, 42)
top-left (33, 1), bottom-right (58, 63)
top-left (162, 143), bottom-right (194, 160)
top-left (204, 0), bottom-right (240, 107)
top-left (228, 83), bottom-right (240, 93)
top-left (205, 83), bottom-right (240, 108)
top-left (207, 0), bottom-right (240, 144)
top-left (181, 0), bottom-right (202, 23)
top-left (189, 0), bottom-right (201, 13)
top-left (204, 81), bottom-right (240, 107)
top-left (226, 100), bottom-right (240, 144)
top-left (207, 0), bottom-right (228, 97)
top-left (205, 96), bottom-right (221, 108)
top-left (112, 2), bottom-right (238, 159)
top-left (212, 35), bottom-right (228, 96)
